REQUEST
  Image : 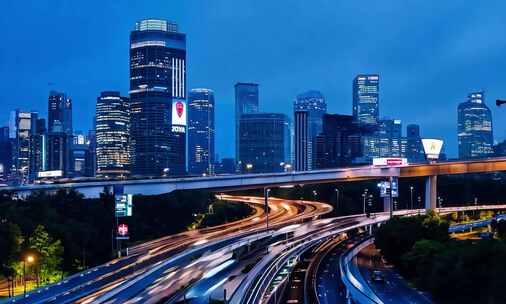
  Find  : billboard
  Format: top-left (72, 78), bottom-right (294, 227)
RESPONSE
top-left (422, 139), bottom-right (444, 160)
top-left (38, 170), bottom-right (63, 178)
top-left (373, 158), bottom-right (408, 167)
top-left (115, 194), bottom-right (133, 217)
top-left (117, 224), bottom-right (129, 240)
top-left (172, 100), bottom-right (187, 126)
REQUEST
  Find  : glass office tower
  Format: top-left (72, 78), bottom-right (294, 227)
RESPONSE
top-left (458, 92), bottom-right (494, 159)
top-left (96, 91), bottom-right (130, 176)
top-left (130, 19), bottom-right (187, 176)
top-left (294, 90), bottom-right (326, 170)
top-left (238, 113), bottom-right (290, 173)
top-left (188, 88), bottom-right (215, 175)
top-left (353, 75), bottom-right (379, 125)
top-left (235, 82), bottom-right (259, 164)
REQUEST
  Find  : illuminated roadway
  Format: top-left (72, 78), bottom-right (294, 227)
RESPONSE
top-left (4, 195), bottom-right (331, 304)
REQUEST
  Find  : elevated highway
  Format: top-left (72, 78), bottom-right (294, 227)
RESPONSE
top-left (2, 157), bottom-right (506, 210)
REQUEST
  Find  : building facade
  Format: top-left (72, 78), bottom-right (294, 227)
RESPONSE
top-left (9, 110), bottom-right (39, 183)
top-left (294, 90), bottom-right (326, 170)
top-left (95, 91), bottom-right (130, 176)
top-left (129, 19), bottom-right (187, 176)
top-left (188, 88), bottom-right (215, 175)
top-left (353, 74), bottom-right (379, 125)
top-left (47, 91), bottom-right (73, 177)
top-left (458, 92), bottom-right (494, 159)
top-left (294, 111), bottom-right (309, 171)
top-left (0, 127), bottom-right (11, 180)
top-left (406, 124), bottom-right (424, 163)
top-left (48, 91), bottom-right (73, 135)
top-left (238, 113), bottom-right (290, 173)
top-left (235, 82), bottom-right (259, 164)
top-left (315, 114), bottom-right (362, 169)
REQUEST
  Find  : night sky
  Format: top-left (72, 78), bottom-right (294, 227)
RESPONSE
top-left (1, 0), bottom-right (506, 158)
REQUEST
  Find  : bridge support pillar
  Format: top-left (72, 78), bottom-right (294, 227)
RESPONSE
top-left (383, 196), bottom-right (391, 214)
top-left (425, 175), bottom-right (437, 210)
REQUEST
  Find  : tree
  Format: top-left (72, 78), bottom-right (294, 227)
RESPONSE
top-left (28, 225), bottom-right (63, 283)
top-left (0, 222), bottom-right (23, 279)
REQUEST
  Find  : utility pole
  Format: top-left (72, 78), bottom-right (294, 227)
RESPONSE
top-left (410, 186), bottom-right (414, 210)
top-left (264, 188), bottom-right (271, 230)
top-left (335, 188), bottom-right (340, 215)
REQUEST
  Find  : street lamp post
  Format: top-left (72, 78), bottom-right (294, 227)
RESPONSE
top-left (362, 189), bottom-right (368, 214)
top-left (335, 188), bottom-right (340, 215)
top-left (410, 186), bottom-right (414, 210)
top-left (23, 255), bottom-right (34, 296)
top-left (264, 188), bottom-right (271, 230)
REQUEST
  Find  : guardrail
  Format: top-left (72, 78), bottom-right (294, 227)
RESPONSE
top-left (339, 236), bottom-right (384, 304)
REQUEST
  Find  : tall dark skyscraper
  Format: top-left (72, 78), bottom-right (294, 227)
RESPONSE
top-left (47, 91), bottom-right (72, 177)
top-left (9, 110), bottom-right (39, 183)
top-left (294, 90), bottom-right (326, 170)
top-left (129, 19), bottom-right (187, 176)
top-left (96, 91), bottom-right (130, 176)
top-left (0, 126), bottom-right (12, 180)
top-left (188, 88), bottom-right (215, 175)
top-left (48, 91), bottom-right (72, 135)
top-left (361, 118), bottom-right (402, 160)
top-left (235, 82), bottom-right (259, 164)
top-left (238, 113), bottom-right (290, 173)
top-left (458, 92), bottom-right (494, 159)
top-left (406, 124), bottom-right (424, 162)
top-left (315, 114), bottom-right (361, 169)
top-left (353, 75), bottom-right (379, 125)
top-left (294, 111), bottom-right (309, 171)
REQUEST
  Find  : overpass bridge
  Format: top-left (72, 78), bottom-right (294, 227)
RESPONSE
top-left (2, 157), bottom-right (506, 210)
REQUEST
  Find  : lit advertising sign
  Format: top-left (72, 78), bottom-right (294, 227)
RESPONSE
top-left (117, 224), bottom-right (129, 240)
top-left (172, 100), bottom-right (187, 126)
top-left (372, 158), bottom-right (408, 167)
top-left (422, 139), bottom-right (444, 160)
top-left (115, 194), bottom-right (133, 217)
top-left (38, 170), bottom-right (63, 178)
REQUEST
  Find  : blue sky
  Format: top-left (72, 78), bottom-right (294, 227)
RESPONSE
top-left (1, 0), bottom-right (506, 158)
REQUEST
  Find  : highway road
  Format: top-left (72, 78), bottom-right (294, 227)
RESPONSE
top-left (2, 195), bottom-right (331, 304)
top-left (353, 243), bottom-right (432, 304)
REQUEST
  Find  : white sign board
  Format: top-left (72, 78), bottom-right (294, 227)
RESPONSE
top-left (373, 158), bottom-right (408, 167)
top-left (171, 100), bottom-right (187, 126)
top-left (38, 170), bottom-right (63, 178)
top-left (422, 139), bottom-right (444, 160)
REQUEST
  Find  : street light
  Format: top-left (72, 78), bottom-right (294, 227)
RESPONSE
top-left (23, 255), bottom-right (35, 296)
top-left (410, 186), bottom-right (414, 210)
top-left (264, 188), bottom-right (271, 229)
top-left (334, 188), bottom-right (340, 215)
top-left (362, 189), bottom-right (368, 214)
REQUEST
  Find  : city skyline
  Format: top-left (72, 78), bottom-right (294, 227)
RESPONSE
top-left (2, 1), bottom-right (506, 158)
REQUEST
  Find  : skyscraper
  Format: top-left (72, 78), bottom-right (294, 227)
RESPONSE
top-left (188, 88), bottom-right (215, 175)
top-left (235, 83), bottom-right (259, 164)
top-left (95, 91), bottom-right (130, 176)
top-left (9, 110), bottom-right (39, 184)
top-left (294, 111), bottom-right (309, 171)
top-left (48, 91), bottom-right (72, 135)
top-left (458, 92), bottom-right (494, 159)
top-left (353, 75), bottom-right (379, 125)
top-left (294, 90), bottom-right (327, 170)
top-left (314, 114), bottom-right (361, 169)
top-left (361, 118), bottom-right (403, 161)
top-left (0, 127), bottom-right (11, 180)
top-left (47, 91), bottom-right (73, 177)
top-left (406, 124), bottom-right (424, 163)
top-left (129, 19), bottom-right (187, 176)
top-left (238, 113), bottom-right (290, 173)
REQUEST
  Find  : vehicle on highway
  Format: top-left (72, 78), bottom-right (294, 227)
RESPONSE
top-left (371, 270), bottom-right (385, 283)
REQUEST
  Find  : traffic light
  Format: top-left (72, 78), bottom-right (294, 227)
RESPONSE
top-left (497, 99), bottom-right (506, 106)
